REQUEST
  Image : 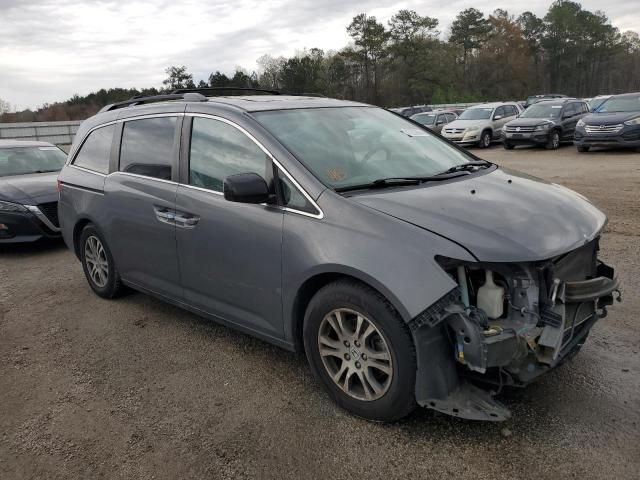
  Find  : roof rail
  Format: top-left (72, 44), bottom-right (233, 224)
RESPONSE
top-left (171, 87), bottom-right (280, 96)
top-left (98, 92), bottom-right (207, 113)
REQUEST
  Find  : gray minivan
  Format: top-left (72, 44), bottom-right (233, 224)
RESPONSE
top-left (58, 90), bottom-right (621, 422)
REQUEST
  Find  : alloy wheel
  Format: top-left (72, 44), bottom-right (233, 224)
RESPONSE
top-left (317, 308), bottom-right (393, 401)
top-left (84, 235), bottom-right (109, 288)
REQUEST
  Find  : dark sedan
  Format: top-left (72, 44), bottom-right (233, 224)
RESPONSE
top-left (0, 140), bottom-right (66, 242)
top-left (575, 92), bottom-right (640, 152)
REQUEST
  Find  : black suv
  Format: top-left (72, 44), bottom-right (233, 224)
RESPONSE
top-left (574, 92), bottom-right (640, 152)
top-left (503, 99), bottom-right (589, 150)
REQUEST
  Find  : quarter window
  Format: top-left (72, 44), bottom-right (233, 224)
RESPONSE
top-left (278, 171), bottom-right (318, 215)
top-left (119, 117), bottom-right (177, 180)
top-left (189, 117), bottom-right (268, 192)
top-left (73, 124), bottom-right (114, 174)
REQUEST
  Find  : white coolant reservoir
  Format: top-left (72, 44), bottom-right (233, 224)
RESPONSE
top-left (477, 270), bottom-right (504, 319)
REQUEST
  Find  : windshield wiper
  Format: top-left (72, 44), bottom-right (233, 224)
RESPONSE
top-left (335, 173), bottom-right (469, 193)
top-left (440, 160), bottom-right (492, 175)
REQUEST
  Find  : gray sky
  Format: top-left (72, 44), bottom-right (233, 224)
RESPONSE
top-left (1, 0), bottom-right (638, 110)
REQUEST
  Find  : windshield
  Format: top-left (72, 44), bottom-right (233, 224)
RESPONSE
top-left (521, 103), bottom-right (562, 119)
top-left (410, 113), bottom-right (437, 125)
top-left (597, 95), bottom-right (640, 113)
top-left (0, 146), bottom-right (67, 177)
top-left (458, 108), bottom-right (493, 120)
top-left (589, 97), bottom-right (609, 112)
top-left (253, 107), bottom-right (476, 189)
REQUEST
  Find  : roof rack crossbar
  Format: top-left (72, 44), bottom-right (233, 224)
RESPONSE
top-left (171, 87), bottom-right (281, 96)
top-left (99, 92), bottom-right (207, 113)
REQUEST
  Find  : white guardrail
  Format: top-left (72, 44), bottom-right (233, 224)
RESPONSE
top-left (0, 120), bottom-right (82, 146)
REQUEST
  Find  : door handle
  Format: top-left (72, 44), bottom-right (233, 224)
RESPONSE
top-left (174, 213), bottom-right (200, 228)
top-left (154, 206), bottom-right (176, 225)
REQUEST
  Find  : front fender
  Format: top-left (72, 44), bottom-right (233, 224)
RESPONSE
top-left (281, 191), bottom-right (475, 342)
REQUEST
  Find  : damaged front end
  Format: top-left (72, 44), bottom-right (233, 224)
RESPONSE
top-left (411, 238), bottom-right (622, 421)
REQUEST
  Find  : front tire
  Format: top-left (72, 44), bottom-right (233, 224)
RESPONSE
top-left (546, 130), bottom-right (560, 150)
top-left (303, 280), bottom-right (416, 422)
top-left (503, 142), bottom-right (515, 150)
top-left (79, 224), bottom-right (124, 299)
top-left (478, 131), bottom-right (492, 148)
top-left (577, 145), bottom-right (590, 152)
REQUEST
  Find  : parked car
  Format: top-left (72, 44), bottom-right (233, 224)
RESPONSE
top-left (588, 95), bottom-right (612, 112)
top-left (390, 105), bottom-right (432, 117)
top-left (0, 140), bottom-right (66, 243)
top-left (409, 110), bottom-right (457, 133)
top-left (503, 98), bottom-right (589, 150)
top-left (575, 92), bottom-right (640, 152)
top-left (58, 91), bottom-right (621, 422)
top-left (441, 102), bottom-right (521, 148)
top-left (524, 94), bottom-right (567, 109)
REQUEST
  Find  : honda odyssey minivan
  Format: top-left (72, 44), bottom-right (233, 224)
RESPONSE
top-left (58, 90), bottom-right (621, 422)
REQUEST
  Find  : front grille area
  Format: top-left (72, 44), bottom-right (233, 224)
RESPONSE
top-left (37, 202), bottom-right (59, 227)
top-left (584, 124), bottom-right (623, 134)
top-left (505, 125), bottom-right (535, 133)
top-left (444, 128), bottom-right (466, 135)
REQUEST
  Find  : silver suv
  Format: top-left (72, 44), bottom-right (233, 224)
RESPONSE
top-left (442, 102), bottom-right (522, 148)
top-left (58, 90), bottom-right (620, 423)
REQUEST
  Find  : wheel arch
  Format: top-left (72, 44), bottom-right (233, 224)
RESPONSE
top-left (72, 216), bottom-right (104, 260)
top-left (288, 267), bottom-right (410, 353)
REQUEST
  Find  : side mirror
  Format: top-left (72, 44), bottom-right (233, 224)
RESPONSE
top-left (224, 172), bottom-right (270, 204)
top-left (494, 115), bottom-right (503, 121)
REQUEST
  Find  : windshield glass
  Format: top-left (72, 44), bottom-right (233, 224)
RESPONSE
top-left (598, 95), bottom-right (640, 113)
top-left (0, 146), bottom-right (67, 177)
top-left (253, 107), bottom-right (475, 189)
top-left (521, 103), bottom-right (562, 119)
top-left (410, 113), bottom-right (437, 125)
top-left (589, 97), bottom-right (609, 112)
top-left (458, 108), bottom-right (493, 120)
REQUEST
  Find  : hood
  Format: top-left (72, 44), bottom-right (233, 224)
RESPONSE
top-left (0, 172), bottom-right (60, 204)
top-left (506, 117), bottom-right (556, 128)
top-left (583, 111), bottom-right (640, 124)
top-left (351, 168), bottom-right (606, 262)
top-left (445, 119), bottom-right (489, 130)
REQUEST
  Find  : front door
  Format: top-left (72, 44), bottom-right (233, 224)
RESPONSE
top-left (175, 115), bottom-right (284, 339)
top-left (104, 115), bottom-right (182, 299)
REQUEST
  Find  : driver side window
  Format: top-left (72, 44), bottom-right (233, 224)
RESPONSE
top-left (189, 117), bottom-right (268, 192)
top-left (494, 106), bottom-right (506, 119)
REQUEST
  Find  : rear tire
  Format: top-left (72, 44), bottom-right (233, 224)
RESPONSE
top-left (478, 131), bottom-right (492, 149)
top-left (303, 280), bottom-right (416, 422)
top-left (79, 224), bottom-right (124, 299)
top-left (577, 145), bottom-right (590, 153)
top-left (546, 130), bottom-right (560, 150)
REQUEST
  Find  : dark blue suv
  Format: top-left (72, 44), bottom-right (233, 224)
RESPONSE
top-left (574, 92), bottom-right (640, 152)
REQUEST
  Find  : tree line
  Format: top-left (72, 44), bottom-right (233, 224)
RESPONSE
top-left (2, 0), bottom-right (639, 123)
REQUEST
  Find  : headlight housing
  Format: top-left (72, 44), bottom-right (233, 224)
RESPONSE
top-left (577, 119), bottom-right (585, 127)
top-left (534, 123), bottom-right (551, 131)
top-left (466, 126), bottom-right (480, 133)
top-left (0, 200), bottom-right (28, 212)
top-left (623, 116), bottom-right (640, 126)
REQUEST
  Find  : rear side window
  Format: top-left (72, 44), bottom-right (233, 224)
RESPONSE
top-left (119, 117), bottom-right (177, 180)
top-left (189, 117), bottom-right (268, 192)
top-left (73, 124), bottom-right (114, 174)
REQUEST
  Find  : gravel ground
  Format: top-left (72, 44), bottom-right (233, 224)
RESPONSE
top-left (1, 145), bottom-right (639, 479)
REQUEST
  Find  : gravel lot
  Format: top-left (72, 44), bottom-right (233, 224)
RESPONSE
top-left (1, 145), bottom-right (639, 479)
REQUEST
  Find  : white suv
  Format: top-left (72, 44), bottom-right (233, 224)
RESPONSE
top-left (442, 102), bottom-right (522, 148)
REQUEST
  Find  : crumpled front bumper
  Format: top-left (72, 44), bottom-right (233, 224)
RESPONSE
top-left (410, 250), bottom-right (621, 422)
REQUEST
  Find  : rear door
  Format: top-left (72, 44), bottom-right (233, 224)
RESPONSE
top-left (103, 112), bottom-right (182, 299)
top-left (174, 114), bottom-right (284, 339)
